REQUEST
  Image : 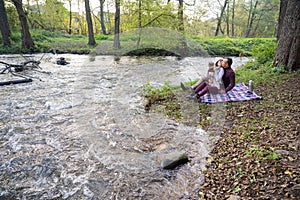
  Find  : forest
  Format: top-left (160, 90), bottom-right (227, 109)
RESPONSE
top-left (1, 0), bottom-right (298, 70)
top-left (1, 0), bottom-right (280, 38)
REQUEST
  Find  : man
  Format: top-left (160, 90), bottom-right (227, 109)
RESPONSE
top-left (221, 58), bottom-right (235, 93)
top-left (182, 58), bottom-right (235, 101)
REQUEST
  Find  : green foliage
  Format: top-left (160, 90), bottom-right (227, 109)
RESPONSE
top-left (251, 42), bottom-right (277, 64)
top-left (192, 37), bottom-right (276, 56)
top-left (271, 66), bottom-right (287, 74)
top-left (9, 32), bottom-right (22, 43)
top-left (94, 35), bottom-right (109, 41)
top-left (233, 39), bottom-right (290, 84)
top-left (246, 146), bottom-right (280, 161)
top-left (142, 81), bottom-right (175, 99)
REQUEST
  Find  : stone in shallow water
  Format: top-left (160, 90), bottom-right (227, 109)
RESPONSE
top-left (157, 151), bottom-right (189, 169)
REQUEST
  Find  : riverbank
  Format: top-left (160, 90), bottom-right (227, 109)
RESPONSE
top-left (143, 63), bottom-right (300, 199)
top-left (0, 30), bottom-right (275, 57)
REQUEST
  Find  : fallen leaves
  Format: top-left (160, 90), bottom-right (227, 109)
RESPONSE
top-left (201, 74), bottom-right (300, 199)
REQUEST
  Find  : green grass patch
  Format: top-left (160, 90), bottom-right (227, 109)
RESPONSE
top-left (192, 36), bottom-right (276, 56)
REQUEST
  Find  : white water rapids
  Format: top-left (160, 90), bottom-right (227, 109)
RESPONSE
top-left (0, 54), bottom-right (249, 199)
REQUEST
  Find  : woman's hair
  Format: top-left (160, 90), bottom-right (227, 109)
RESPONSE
top-left (215, 59), bottom-right (223, 66)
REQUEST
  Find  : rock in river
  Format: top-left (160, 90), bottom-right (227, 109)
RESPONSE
top-left (157, 151), bottom-right (189, 169)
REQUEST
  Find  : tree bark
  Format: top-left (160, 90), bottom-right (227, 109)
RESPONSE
top-left (99, 0), bottom-right (107, 35)
top-left (276, 0), bottom-right (288, 40)
top-left (0, 0), bottom-right (11, 46)
top-left (113, 0), bottom-right (120, 49)
top-left (85, 0), bottom-right (96, 45)
top-left (12, 0), bottom-right (34, 49)
top-left (274, 0), bottom-right (300, 71)
top-left (215, 0), bottom-right (228, 36)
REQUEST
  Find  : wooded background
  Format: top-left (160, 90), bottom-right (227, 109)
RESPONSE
top-left (1, 0), bottom-right (280, 41)
top-left (0, 0), bottom-right (299, 71)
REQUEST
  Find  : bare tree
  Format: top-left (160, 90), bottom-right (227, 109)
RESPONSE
top-left (12, 0), bottom-right (34, 49)
top-left (0, 0), bottom-right (11, 46)
top-left (273, 0), bottom-right (300, 71)
top-left (85, 0), bottom-right (96, 45)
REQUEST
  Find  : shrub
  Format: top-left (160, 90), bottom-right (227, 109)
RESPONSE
top-left (251, 42), bottom-right (277, 64)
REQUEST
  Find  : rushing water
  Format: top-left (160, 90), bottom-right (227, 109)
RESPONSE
top-left (0, 54), bottom-right (249, 199)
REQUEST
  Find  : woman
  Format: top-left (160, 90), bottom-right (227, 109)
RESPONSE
top-left (181, 59), bottom-right (224, 100)
top-left (182, 58), bottom-right (235, 101)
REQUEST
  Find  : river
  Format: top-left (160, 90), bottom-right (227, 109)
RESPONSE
top-left (0, 54), bottom-right (249, 199)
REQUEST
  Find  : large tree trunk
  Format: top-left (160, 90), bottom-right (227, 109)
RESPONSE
top-left (99, 0), bottom-right (107, 35)
top-left (113, 0), bottom-right (120, 49)
top-left (276, 0), bottom-right (287, 39)
top-left (215, 0), bottom-right (228, 36)
top-left (274, 0), bottom-right (300, 71)
top-left (12, 0), bottom-right (34, 49)
top-left (85, 0), bottom-right (96, 45)
top-left (0, 0), bottom-right (11, 46)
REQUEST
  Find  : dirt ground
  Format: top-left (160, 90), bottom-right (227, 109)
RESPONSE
top-left (201, 74), bottom-right (300, 199)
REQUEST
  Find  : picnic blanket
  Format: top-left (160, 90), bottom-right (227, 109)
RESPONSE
top-left (201, 82), bottom-right (262, 103)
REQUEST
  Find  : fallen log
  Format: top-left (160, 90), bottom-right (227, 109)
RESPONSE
top-left (0, 78), bottom-right (32, 86)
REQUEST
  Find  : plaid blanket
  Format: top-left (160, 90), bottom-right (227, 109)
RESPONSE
top-left (201, 83), bottom-right (262, 103)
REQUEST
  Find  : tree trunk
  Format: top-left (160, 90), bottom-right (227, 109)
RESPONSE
top-left (226, 2), bottom-right (230, 36)
top-left (113, 0), bottom-right (120, 49)
top-left (215, 0), bottom-right (228, 36)
top-left (107, 3), bottom-right (112, 34)
top-left (276, 0), bottom-right (288, 40)
top-left (137, 0), bottom-right (142, 48)
top-left (178, 0), bottom-right (184, 32)
top-left (99, 0), bottom-right (107, 35)
top-left (85, 0), bottom-right (96, 45)
top-left (68, 0), bottom-right (72, 35)
top-left (252, 12), bottom-right (262, 37)
top-left (245, 0), bottom-right (258, 38)
top-left (12, 0), bottom-right (34, 49)
top-left (231, 0), bottom-right (235, 37)
top-left (0, 0), bottom-right (11, 46)
top-left (178, 0), bottom-right (188, 56)
top-left (274, 0), bottom-right (300, 71)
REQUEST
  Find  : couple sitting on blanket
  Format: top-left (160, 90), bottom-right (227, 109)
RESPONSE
top-left (181, 57), bottom-right (235, 101)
